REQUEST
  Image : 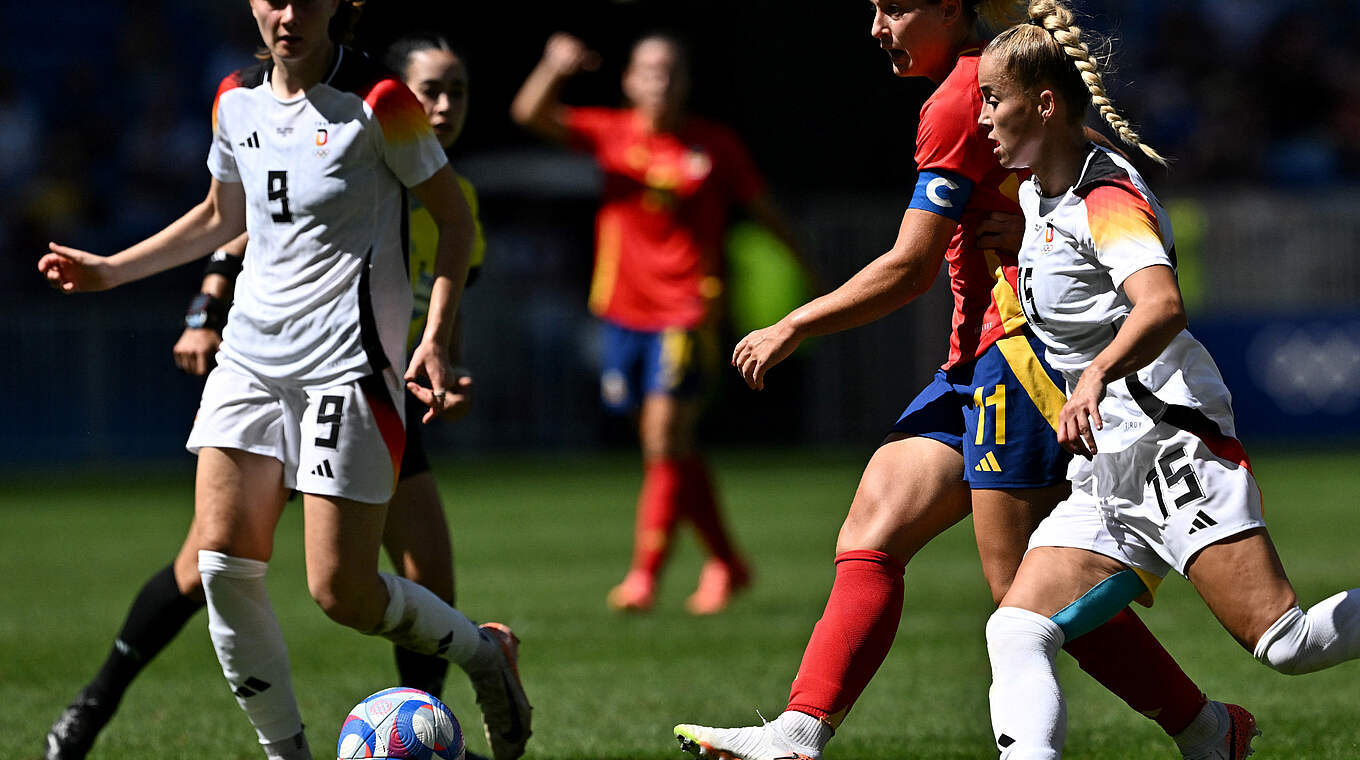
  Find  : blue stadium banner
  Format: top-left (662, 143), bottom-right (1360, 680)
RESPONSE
top-left (1192, 313), bottom-right (1360, 441)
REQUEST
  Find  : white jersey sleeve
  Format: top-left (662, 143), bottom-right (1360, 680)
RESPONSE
top-left (363, 78), bottom-right (448, 189)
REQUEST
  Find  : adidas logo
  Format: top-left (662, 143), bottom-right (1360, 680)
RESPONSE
top-left (312, 460), bottom-right (335, 478)
top-left (238, 131), bottom-right (260, 149)
top-left (975, 451), bottom-right (1003, 473)
top-left (1187, 510), bottom-right (1218, 535)
top-left (233, 676), bottom-right (272, 698)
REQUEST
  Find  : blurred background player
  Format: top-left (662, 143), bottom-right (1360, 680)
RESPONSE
top-left (43, 30), bottom-right (492, 760)
top-left (510, 31), bottom-right (810, 615)
top-left (675, 1), bottom-right (1250, 758)
top-left (978, 2), bottom-right (1360, 755)
top-left (38, 2), bottom-right (529, 759)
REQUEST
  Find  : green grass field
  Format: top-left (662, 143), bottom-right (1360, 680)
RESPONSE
top-left (5, 447), bottom-right (1360, 759)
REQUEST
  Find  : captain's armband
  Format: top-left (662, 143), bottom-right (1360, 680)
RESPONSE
top-left (909, 170), bottom-right (974, 222)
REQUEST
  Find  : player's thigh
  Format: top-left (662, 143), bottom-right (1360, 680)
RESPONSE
top-left (972, 484), bottom-right (1070, 604)
top-left (1186, 528), bottom-right (1299, 651)
top-left (193, 446), bottom-right (290, 561)
top-left (638, 326), bottom-right (715, 458)
top-left (1001, 546), bottom-right (1131, 618)
top-left (384, 470), bottom-right (455, 604)
top-left (638, 393), bottom-right (702, 459)
top-left (303, 492), bottom-right (390, 629)
top-left (837, 434), bottom-right (970, 561)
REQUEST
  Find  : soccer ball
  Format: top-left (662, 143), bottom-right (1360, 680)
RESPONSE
top-left (337, 687), bottom-right (465, 760)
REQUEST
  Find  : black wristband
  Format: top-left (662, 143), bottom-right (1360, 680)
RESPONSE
top-left (203, 250), bottom-right (244, 281)
top-left (185, 292), bottom-right (228, 332)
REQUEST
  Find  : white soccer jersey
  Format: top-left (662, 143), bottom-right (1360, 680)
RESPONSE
top-left (207, 47), bottom-right (448, 386)
top-left (1016, 146), bottom-right (1237, 453)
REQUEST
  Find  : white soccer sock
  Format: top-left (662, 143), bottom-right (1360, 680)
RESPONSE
top-left (198, 551), bottom-right (305, 747)
top-left (262, 730), bottom-right (312, 760)
top-left (1254, 590), bottom-right (1360, 675)
top-left (776, 711), bottom-right (833, 754)
top-left (372, 573), bottom-right (489, 669)
top-left (987, 607), bottom-right (1067, 760)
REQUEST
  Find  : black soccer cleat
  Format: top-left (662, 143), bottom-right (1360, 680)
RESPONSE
top-left (44, 691), bottom-right (113, 760)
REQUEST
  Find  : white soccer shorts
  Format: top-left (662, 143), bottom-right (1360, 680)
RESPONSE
top-left (186, 359), bottom-right (406, 504)
top-left (1028, 422), bottom-right (1266, 580)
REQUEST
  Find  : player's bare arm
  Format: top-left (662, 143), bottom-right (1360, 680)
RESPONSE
top-left (1060, 264), bottom-right (1186, 456)
top-left (733, 206), bottom-right (956, 390)
top-left (405, 164), bottom-right (475, 423)
top-left (39, 179), bottom-right (247, 293)
top-left (509, 32), bottom-right (600, 143)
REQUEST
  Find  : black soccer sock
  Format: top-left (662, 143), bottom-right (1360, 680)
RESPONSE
top-left (393, 645), bottom-right (450, 700)
top-left (84, 563), bottom-right (205, 707)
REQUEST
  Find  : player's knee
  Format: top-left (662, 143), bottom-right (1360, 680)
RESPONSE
top-left (986, 606), bottom-right (1065, 662)
top-left (307, 578), bottom-right (376, 631)
top-left (1254, 605), bottom-right (1329, 676)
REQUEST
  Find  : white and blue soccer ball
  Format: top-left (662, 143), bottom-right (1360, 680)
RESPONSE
top-left (337, 687), bottom-right (465, 760)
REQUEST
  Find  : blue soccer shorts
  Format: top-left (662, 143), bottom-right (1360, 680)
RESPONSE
top-left (889, 328), bottom-right (1071, 489)
top-left (598, 322), bottom-right (718, 414)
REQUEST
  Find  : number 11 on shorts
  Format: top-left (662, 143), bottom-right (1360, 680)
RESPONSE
top-left (974, 384), bottom-right (1007, 446)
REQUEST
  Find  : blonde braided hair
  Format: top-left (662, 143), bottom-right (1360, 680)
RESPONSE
top-left (987, 0), bottom-right (1168, 166)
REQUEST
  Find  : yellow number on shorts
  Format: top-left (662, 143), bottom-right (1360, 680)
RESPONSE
top-left (973, 384), bottom-right (1007, 446)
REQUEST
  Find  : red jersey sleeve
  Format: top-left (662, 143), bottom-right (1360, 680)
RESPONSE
top-left (563, 106), bottom-right (624, 155)
top-left (914, 57), bottom-right (997, 184)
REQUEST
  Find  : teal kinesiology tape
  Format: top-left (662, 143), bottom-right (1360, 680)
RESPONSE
top-left (1050, 569), bottom-right (1148, 642)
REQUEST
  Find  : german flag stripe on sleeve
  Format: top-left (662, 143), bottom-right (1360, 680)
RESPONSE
top-left (363, 78), bottom-right (435, 146)
top-left (211, 70), bottom-right (244, 136)
top-left (1085, 183), bottom-right (1163, 256)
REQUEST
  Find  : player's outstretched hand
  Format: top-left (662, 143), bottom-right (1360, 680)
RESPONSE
top-left (974, 212), bottom-right (1025, 254)
top-left (405, 341), bottom-right (468, 424)
top-left (38, 242), bottom-right (119, 293)
top-left (1058, 370), bottom-right (1106, 458)
top-left (732, 318), bottom-right (802, 391)
top-left (173, 328), bottom-right (222, 376)
top-left (543, 32), bottom-right (600, 77)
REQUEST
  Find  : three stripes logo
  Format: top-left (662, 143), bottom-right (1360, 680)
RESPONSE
top-left (1187, 510), bottom-right (1218, 535)
top-left (238, 131), bottom-right (260, 149)
top-left (234, 676), bottom-right (272, 699)
top-left (312, 460), bottom-right (335, 478)
top-left (975, 451), bottom-right (1003, 473)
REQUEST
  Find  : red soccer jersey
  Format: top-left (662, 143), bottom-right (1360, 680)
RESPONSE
top-left (564, 107), bottom-right (765, 331)
top-left (915, 49), bottom-right (1029, 368)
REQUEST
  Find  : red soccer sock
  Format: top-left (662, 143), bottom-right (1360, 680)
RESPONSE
top-left (629, 458), bottom-right (685, 577)
top-left (786, 550), bottom-right (906, 728)
top-left (679, 455), bottom-right (741, 566)
top-left (1063, 607), bottom-right (1207, 735)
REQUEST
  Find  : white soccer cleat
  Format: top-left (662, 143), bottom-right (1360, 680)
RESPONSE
top-left (1181, 702), bottom-right (1260, 760)
top-left (467, 623), bottom-right (532, 760)
top-left (674, 717), bottom-right (821, 760)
